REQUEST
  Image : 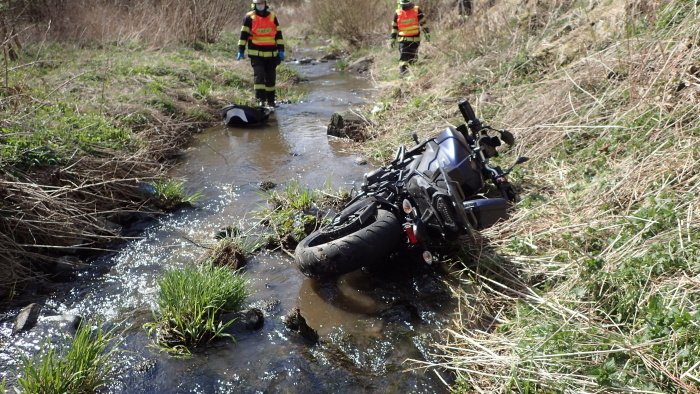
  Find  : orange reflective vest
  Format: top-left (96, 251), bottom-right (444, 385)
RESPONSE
top-left (396, 7), bottom-right (420, 37)
top-left (250, 12), bottom-right (277, 46)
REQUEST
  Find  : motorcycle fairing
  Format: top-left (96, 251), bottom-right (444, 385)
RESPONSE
top-left (413, 127), bottom-right (484, 198)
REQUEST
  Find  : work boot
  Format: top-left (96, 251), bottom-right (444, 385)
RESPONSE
top-left (399, 65), bottom-right (408, 76)
top-left (266, 91), bottom-right (277, 108)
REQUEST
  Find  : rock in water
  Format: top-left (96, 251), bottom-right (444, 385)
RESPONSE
top-left (12, 303), bottom-right (42, 335)
top-left (346, 55), bottom-right (373, 74)
top-left (284, 308), bottom-right (319, 344)
top-left (327, 111), bottom-right (370, 142)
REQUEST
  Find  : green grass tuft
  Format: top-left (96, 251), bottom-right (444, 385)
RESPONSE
top-left (18, 322), bottom-right (116, 393)
top-left (257, 181), bottom-right (348, 247)
top-left (151, 179), bottom-right (203, 211)
top-left (145, 264), bottom-right (249, 356)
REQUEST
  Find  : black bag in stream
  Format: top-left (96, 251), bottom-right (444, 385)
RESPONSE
top-left (221, 104), bottom-right (271, 127)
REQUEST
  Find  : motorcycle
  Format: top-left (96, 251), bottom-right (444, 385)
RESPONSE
top-left (294, 99), bottom-right (528, 278)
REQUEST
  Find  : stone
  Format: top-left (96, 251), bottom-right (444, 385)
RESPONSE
top-left (12, 303), bottom-right (42, 335)
top-left (327, 110), bottom-right (370, 142)
top-left (346, 56), bottom-right (373, 74)
top-left (40, 313), bottom-right (83, 333)
top-left (354, 157), bottom-right (368, 166)
top-left (284, 308), bottom-right (318, 344)
top-left (258, 181), bottom-right (277, 191)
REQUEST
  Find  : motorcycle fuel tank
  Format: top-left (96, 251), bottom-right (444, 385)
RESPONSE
top-left (413, 127), bottom-right (484, 197)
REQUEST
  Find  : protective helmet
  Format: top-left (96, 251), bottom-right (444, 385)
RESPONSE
top-left (252, 0), bottom-right (265, 3)
top-left (398, 0), bottom-right (412, 5)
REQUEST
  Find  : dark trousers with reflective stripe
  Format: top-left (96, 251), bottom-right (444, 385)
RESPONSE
top-left (399, 41), bottom-right (420, 75)
top-left (250, 56), bottom-right (278, 105)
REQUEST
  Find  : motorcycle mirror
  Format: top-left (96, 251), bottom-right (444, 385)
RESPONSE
top-left (499, 129), bottom-right (515, 146)
top-left (412, 132), bottom-right (419, 144)
top-left (505, 156), bottom-right (529, 175)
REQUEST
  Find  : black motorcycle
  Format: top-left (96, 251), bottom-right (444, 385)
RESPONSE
top-left (294, 100), bottom-right (528, 278)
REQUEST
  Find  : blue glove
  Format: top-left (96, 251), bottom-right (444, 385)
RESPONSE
top-left (278, 50), bottom-right (285, 62)
top-left (236, 51), bottom-right (245, 61)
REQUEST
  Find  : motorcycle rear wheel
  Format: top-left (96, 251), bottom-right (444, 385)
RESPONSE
top-left (295, 202), bottom-right (402, 278)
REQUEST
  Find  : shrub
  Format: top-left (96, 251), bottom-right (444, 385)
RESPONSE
top-left (305, 0), bottom-right (394, 47)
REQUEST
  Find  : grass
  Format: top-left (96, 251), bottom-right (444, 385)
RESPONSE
top-left (257, 180), bottom-right (349, 250)
top-left (342, 0), bottom-right (700, 392)
top-left (203, 233), bottom-right (264, 269)
top-left (0, 106), bottom-right (132, 169)
top-left (150, 179), bottom-right (203, 211)
top-left (144, 263), bottom-right (249, 356)
top-left (17, 322), bottom-right (116, 393)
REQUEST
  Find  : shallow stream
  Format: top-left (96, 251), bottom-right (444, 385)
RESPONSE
top-left (0, 54), bottom-right (455, 393)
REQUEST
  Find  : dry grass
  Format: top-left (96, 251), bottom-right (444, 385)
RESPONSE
top-left (4, 0), bottom-right (250, 45)
top-left (359, 0), bottom-right (699, 391)
top-left (303, 0), bottom-right (394, 47)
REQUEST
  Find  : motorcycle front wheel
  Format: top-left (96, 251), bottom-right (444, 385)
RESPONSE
top-left (294, 200), bottom-right (402, 278)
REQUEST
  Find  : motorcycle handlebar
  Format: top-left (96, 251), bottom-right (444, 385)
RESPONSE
top-left (458, 99), bottom-right (482, 132)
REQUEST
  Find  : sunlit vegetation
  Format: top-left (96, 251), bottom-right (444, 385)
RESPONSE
top-left (18, 322), bottom-right (117, 393)
top-left (150, 179), bottom-right (203, 211)
top-left (145, 264), bottom-right (249, 356)
top-left (349, 0), bottom-right (700, 392)
top-left (257, 181), bottom-right (349, 250)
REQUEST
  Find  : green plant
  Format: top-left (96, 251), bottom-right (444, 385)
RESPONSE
top-left (0, 105), bottom-right (132, 168)
top-left (145, 264), bottom-right (249, 356)
top-left (204, 235), bottom-right (263, 268)
top-left (185, 106), bottom-right (214, 122)
top-left (147, 96), bottom-right (178, 115)
top-left (194, 80), bottom-right (213, 100)
top-left (151, 179), bottom-right (203, 210)
top-left (18, 322), bottom-right (116, 393)
top-left (257, 181), bottom-right (349, 248)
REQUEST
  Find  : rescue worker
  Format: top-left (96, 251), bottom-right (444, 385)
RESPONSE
top-left (237, 0), bottom-right (285, 107)
top-left (390, 0), bottom-right (430, 75)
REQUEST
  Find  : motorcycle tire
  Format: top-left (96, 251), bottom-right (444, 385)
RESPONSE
top-left (295, 203), bottom-right (402, 279)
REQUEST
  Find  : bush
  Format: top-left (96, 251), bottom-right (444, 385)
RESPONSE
top-left (145, 264), bottom-right (249, 356)
top-left (305, 0), bottom-right (394, 47)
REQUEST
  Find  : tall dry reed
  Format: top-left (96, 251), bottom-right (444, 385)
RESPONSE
top-left (5, 0), bottom-right (250, 45)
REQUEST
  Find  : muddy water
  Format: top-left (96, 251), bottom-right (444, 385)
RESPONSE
top-left (0, 58), bottom-right (455, 393)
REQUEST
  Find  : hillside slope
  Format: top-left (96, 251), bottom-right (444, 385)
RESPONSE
top-left (356, 0), bottom-right (699, 391)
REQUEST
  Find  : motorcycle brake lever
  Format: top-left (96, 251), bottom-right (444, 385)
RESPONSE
top-left (499, 129), bottom-right (515, 146)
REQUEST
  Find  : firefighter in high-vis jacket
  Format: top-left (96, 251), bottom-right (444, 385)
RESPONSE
top-left (390, 0), bottom-right (430, 75)
top-left (237, 0), bottom-right (285, 107)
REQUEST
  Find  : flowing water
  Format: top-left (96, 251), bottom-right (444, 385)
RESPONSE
top-left (0, 56), bottom-right (456, 393)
